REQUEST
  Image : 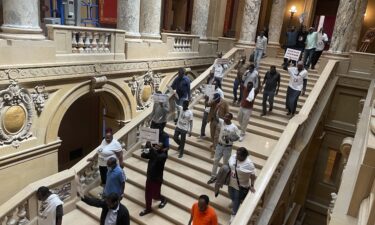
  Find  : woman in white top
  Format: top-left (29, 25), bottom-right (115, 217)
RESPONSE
top-left (88, 128), bottom-right (124, 185)
top-left (228, 147), bottom-right (256, 223)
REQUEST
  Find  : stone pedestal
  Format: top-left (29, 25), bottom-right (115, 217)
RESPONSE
top-left (329, 0), bottom-right (360, 53)
top-left (351, 0), bottom-right (368, 51)
top-left (140, 0), bottom-right (162, 40)
top-left (238, 0), bottom-right (262, 45)
top-left (117, 0), bottom-right (141, 39)
top-left (191, 0), bottom-right (210, 39)
top-left (0, 0), bottom-right (45, 40)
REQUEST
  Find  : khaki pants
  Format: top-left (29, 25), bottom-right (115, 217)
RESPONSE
top-left (238, 107), bottom-right (252, 135)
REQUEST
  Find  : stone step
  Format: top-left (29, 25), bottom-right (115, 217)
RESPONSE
top-left (62, 209), bottom-right (98, 225)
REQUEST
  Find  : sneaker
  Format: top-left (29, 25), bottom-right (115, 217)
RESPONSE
top-left (159, 198), bottom-right (167, 208)
top-left (198, 135), bottom-right (206, 139)
top-left (260, 113), bottom-right (266, 117)
top-left (239, 136), bottom-right (244, 142)
top-left (139, 209), bottom-right (152, 216)
top-left (286, 112), bottom-right (291, 115)
top-left (207, 177), bottom-right (217, 184)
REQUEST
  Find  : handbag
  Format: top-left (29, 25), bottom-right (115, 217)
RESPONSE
top-left (235, 160), bottom-right (250, 200)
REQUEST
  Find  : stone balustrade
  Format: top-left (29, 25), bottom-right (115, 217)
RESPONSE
top-left (161, 33), bottom-right (200, 55)
top-left (47, 25), bottom-right (126, 62)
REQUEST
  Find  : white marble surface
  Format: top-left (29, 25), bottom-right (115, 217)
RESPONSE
top-left (191, 0), bottom-right (210, 39)
top-left (330, 0), bottom-right (360, 53)
top-left (239, 0), bottom-right (262, 44)
top-left (1, 0), bottom-right (41, 32)
top-left (268, 0), bottom-right (287, 44)
top-left (140, 0), bottom-right (162, 39)
top-left (117, 0), bottom-right (141, 37)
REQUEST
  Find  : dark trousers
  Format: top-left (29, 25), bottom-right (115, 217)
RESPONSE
top-left (262, 90), bottom-right (275, 114)
top-left (200, 111), bottom-right (208, 136)
top-left (173, 127), bottom-right (187, 156)
top-left (233, 78), bottom-right (242, 101)
top-left (286, 87), bottom-right (301, 115)
top-left (145, 179), bottom-right (165, 210)
top-left (150, 121), bottom-right (166, 133)
top-left (99, 166), bottom-right (108, 185)
top-left (311, 50), bottom-right (323, 68)
top-left (303, 48), bottom-right (315, 69)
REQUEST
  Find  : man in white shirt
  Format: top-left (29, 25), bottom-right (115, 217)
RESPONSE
top-left (254, 31), bottom-right (267, 70)
top-left (173, 100), bottom-right (193, 158)
top-left (311, 28), bottom-right (329, 70)
top-left (286, 61), bottom-right (308, 116)
top-left (228, 147), bottom-right (256, 223)
top-left (37, 186), bottom-right (63, 225)
top-left (207, 113), bottom-right (241, 184)
top-left (303, 27), bottom-right (318, 70)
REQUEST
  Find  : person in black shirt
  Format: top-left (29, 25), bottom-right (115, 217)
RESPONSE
top-left (260, 66), bottom-right (280, 116)
top-left (139, 138), bottom-right (169, 216)
top-left (295, 24), bottom-right (308, 64)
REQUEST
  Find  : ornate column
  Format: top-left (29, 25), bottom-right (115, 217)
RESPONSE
top-left (329, 0), bottom-right (360, 53)
top-left (268, 0), bottom-right (287, 44)
top-left (351, 0), bottom-right (368, 51)
top-left (238, 0), bottom-right (262, 45)
top-left (191, 0), bottom-right (210, 39)
top-left (140, 0), bottom-right (162, 40)
top-left (0, 0), bottom-right (44, 40)
top-left (117, 0), bottom-right (141, 38)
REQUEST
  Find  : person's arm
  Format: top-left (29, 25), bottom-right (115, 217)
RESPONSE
top-left (257, 75), bottom-right (261, 92)
top-left (250, 173), bottom-right (257, 193)
top-left (188, 216), bottom-right (193, 225)
top-left (56, 205), bottom-right (63, 225)
top-left (212, 212), bottom-right (219, 225)
top-left (276, 74), bottom-right (280, 95)
top-left (188, 116), bottom-right (193, 137)
top-left (263, 38), bottom-right (267, 54)
top-left (302, 78), bottom-right (307, 96)
top-left (81, 195), bottom-right (106, 208)
top-left (262, 73), bottom-right (267, 88)
top-left (187, 79), bottom-right (191, 100)
top-left (121, 206), bottom-right (130, 225)
top-left (115, 150), bottom-right (125, 168)
top-left (188, 205), bottom-right (195, 225)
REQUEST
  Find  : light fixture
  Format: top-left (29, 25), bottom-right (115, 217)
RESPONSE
top-left (288, 6), bottom-right (297, 28)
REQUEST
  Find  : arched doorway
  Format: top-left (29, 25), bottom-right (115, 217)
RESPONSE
top-left (57, 91), bottom-right (124, 171)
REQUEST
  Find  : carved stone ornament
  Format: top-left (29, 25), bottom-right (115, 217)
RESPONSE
top-left (0, 80), bottom-right (33, 147)
top-left (127, 70), bottom-right (161, 110)
top-left (91, 76), bottom-right (108, 92)
top-left (31, 86), bottom-right (49, 115)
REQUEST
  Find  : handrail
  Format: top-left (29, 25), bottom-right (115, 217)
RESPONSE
top-left (0, 47), bottom-right (244, 224)
top-left (232, 60), bottom-right (339, 225)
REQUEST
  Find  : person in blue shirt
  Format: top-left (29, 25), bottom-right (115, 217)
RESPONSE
top-left (171, 67), bottom-right (191, 122)
top-left (103, 157), bottom-right (126, 198)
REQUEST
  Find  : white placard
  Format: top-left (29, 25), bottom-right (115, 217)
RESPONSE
top-left (140, 127), bottom-right (159, 144)
top-left (153, 93), bottom-right (169, 103)
top-left (205, 84), bottom-right (216, 97)
top-left (284, 48), bottom-right (302, 61)
top-left (214, 58), bottom-right (229, 65)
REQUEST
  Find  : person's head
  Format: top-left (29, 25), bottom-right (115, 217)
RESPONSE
top-left (178, 68), bottom-right (185, 78)
top-left (308, 27), bottom-right (314, 34)
top-left (37, 186), bottom-right (52, 201)
top-left (182, 100), bottom-right (189, 110)
top-left (247, 81), bottom-right (254, 90)
top-left (105, 193), bottom-right (120, 210)
top-left (217, 52), bottom-right (223, 58)
top-left (155, 90), bottom-right (162, 94)
top-left (107, 157), bottom-right (117, 169)
top-left (270, 65), bottom-right (276, 74)
top-left (213, 78), bottom-right (222, 89)
top-left (198, 195), bottom-right (209, 212)
top-left (240, 55), bottom-right (246, 64)
top-left (105, 128), bottom-right (113, 143)
top-left (223, 113), bottom-right (233, 125)
top-left (213, 93), bottom-right (221, 103)
top-left (290, 26), bottom-right (296, 32)
top-left (248, 64), bottom-right (255, 72)
top-left (236, 147), bottom-right (249, 162)
top-left (297, 61), bottom-right (304, 71)
top-left (259, 31), bottom-right (264, 37)
top-left (302, 25), bottom-right (307, 32)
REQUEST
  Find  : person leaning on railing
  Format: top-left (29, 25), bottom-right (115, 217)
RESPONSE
top-left (37, 186), bottom-right (63, 225)
top-left (87, 128), bottom-right (125, 186)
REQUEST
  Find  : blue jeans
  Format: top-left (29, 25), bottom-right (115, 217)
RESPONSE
top-left (228, 186), bottom-right (241, 215)
top-left (233, 78), bottom-right (241, 101)
top-left (303, 48), bottom-right (315, 69)
top-left (254, 48), bottom-right (264, 69)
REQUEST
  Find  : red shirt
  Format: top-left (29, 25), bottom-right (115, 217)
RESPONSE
top-left (240, 86), bottom-right (255, 109)
top-left (191, 203), bottom-right (218, 225)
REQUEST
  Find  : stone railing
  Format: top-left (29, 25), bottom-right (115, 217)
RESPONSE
top-left (47, 25), bottom-right (126, 61)
top-left (0, 47), bottom-right (244, 223)
top-left (232, 60), bottom-right (339, 225)
top-left (348, 51), bottom-right (375, 79)
top-left (161, 33), bottom-right (200, 54)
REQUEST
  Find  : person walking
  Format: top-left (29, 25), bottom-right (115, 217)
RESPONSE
top-left (81, 193), bottom-right (130, 225)
top-left (303, 27), bottom-right (318, 69)
top-left (139, 140), bottom-right (168, 216)
top-left (103, 157), bottom-right (126, 198)
top-left (286, 62), bottom-right (308, 116)
top-left (207, 113), bottom-right (241, 184)
top-left (188, 195), bottom-right (218, 225)
top-left (171, 67), bottom-right (191, 122)
top-left (150, 91), bottom-right (169, 133)
top-left (207, 93), bottom-right (229, 157)
top-left (87, 128), bottom-right (124, 186)
top-left (295, 24), bottom-right (308, 63)
top-left (243, 64), bottom-right (260, 95)
top-left (261, 66), bottom-right (280, 116)
top-left (233, 56), bottom-right (247, 104)
top-left (237, 81), bottom-right (255, 141)
top-left (311, 28), bottom-right (329, 70)
top-left (253, 31), bottom-right (268, 70)
top-left (283, 26), bottom-right (298, 68)
top-left (37, 186), bottom-right (63, 225)
top-left (228, 147), bottom-right (256, 223)
top-left (173, 100), bottom-right (193, 158)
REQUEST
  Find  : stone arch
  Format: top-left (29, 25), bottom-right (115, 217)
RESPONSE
top-left (44, 81), bottom-right (133, 144)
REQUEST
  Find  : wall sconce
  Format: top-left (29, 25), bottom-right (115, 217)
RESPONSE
top-left (288, 6), bottom-right (297, 27)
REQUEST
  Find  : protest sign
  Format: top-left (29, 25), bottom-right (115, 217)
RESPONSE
top-left (140, 127), bottom-right (159, 144)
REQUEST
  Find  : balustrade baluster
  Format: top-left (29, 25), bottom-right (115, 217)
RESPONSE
top-left (104, 33), bottom-right (110, 53)
top-left (6, 212), bottom-right (17, 225)
top-left (77, 32), bottom-right (85, 53)
top-left (98, 33), bottom-right (104, 53)
top-left (84, 32), bottom-right (92, 53)
top-left (17, 203), bottom-right (29, 225)
top-left (91, 32), bottom-right (98, 53)
top-left (71, 31), bottom-right (78, 53)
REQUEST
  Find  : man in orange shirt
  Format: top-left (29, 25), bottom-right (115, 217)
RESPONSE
top-left (188, 195), bottom-right (218, 225)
